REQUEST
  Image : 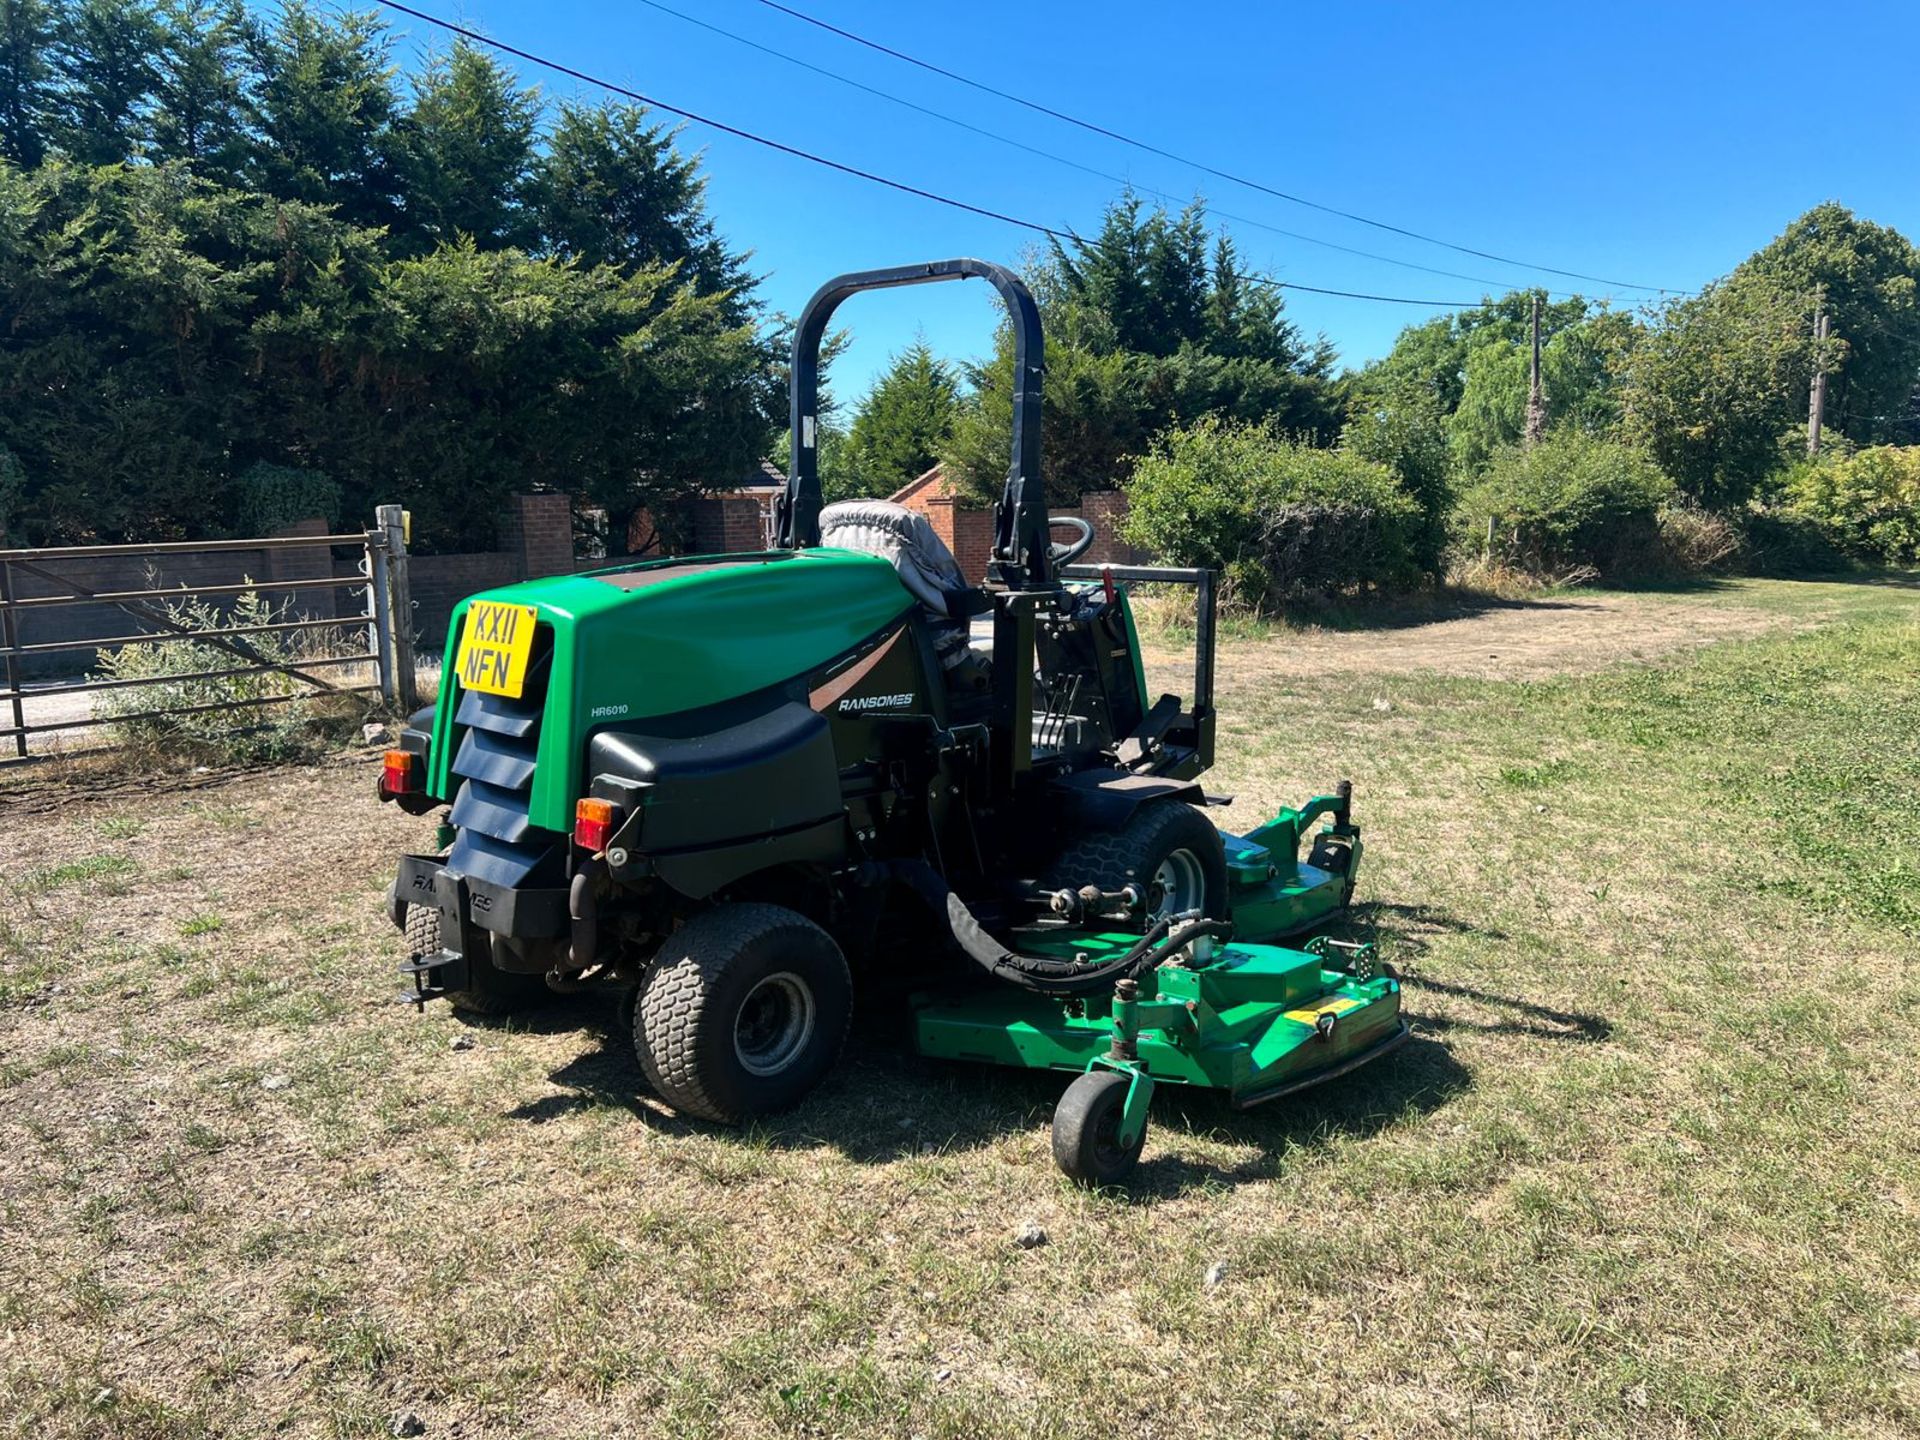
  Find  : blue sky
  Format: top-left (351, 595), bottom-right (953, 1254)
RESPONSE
top-left (392, 0), bottom-right (1920, 409)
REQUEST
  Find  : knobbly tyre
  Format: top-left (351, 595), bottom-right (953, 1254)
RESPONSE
top-left (378, 258), bottom-right (1407, 1184)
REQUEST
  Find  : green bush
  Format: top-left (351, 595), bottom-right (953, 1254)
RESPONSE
top-left (1342, 382), bottom-right (1452, 575)
top-left (96, 589), bottom-right (317, 761)
top-left (1123, 417), bottom-right (1423, 608)
top-left (1782, 446), bottom-right (1920, 564)
top-left (231, 462), bottom-right (341, 537)
top-left (1453, 433), bottom-right (1676, 581)
top-left (1737, 508), bottom-right (1853, 575)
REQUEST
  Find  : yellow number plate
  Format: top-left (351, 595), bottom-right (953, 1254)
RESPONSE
top-left (455, 601), bottom-right (539, 698)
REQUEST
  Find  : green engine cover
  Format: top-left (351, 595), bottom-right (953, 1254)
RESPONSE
top-left (427, 548), bottom-right (916, 832)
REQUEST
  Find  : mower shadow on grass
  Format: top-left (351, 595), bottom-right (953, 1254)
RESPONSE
top-left (1339, 898), bottom-right (1509, 952)
top-left (1340, 899), bottom-right (1612, 1045)
top-left (1105, 1033), bottom-right (1471, 1198)
top-left (484, 992), bottom-right (1476, 1199)
top-left (1403, 977), bottom-right (1611, 1044)
top-left (468, 900), bottom-right (1596, 1191)
top-left (800, 1035), bottom-right (1471, 1200)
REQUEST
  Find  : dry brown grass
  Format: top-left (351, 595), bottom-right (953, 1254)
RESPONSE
top-left (3, 576), bottom-right (1918, 1439)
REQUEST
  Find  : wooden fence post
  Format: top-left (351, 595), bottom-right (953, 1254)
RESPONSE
top-left (375, 505), bottom-right (419, 712)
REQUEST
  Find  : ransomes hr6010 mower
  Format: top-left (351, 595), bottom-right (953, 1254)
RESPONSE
top-left (378, 259), bottom-right (1406, 1183)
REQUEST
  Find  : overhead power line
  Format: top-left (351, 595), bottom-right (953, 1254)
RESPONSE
top-left (633, 0), bottom-right (1592, 299)
top-left (372, 1), bottom-right (1490, 308)
top-left (753, 0), bottom-right (1684, 296)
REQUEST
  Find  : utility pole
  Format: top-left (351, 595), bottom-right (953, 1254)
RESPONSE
top-left (1807, 302), bottom-right (1830, 456)
top-left (1524, 291), bottom-right (1547, 448)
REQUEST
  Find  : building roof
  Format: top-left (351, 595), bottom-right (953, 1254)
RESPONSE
top-left (741, 459), bottom-right (786, 491)
top-left (709, 459), bottom-right (787, 500)
top-left (888, 464), bottom-right (949, 506)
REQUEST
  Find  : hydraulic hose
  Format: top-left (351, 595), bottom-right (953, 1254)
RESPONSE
top-left (951, 896), bottom-right (1232, 995)
top-left (876, 859), bottom-right (1233, 995)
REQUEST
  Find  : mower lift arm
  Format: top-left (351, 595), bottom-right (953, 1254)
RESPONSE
top-left (1243, 782), bottom-right (1356, 865)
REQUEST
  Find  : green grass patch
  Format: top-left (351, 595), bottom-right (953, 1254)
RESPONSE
top-left (1496, 756), bottom-right (1579, 789)
top-left (18, 853), bottom-right (138, 895)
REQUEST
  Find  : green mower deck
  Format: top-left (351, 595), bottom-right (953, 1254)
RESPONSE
top-left (912, 935), bottom-right (1404, 1107)
top-left (912, 803), bottom-right (1403, 1184)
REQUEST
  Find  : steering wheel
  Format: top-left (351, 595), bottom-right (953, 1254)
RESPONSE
top-left (1047, 516), bottom-right (1095, 568)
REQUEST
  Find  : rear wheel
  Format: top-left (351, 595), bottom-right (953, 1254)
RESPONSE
top-left (634, 903), bottom-right (852, 1123)
top-left (404, 903), bottom-right (548, 1016)
top-left (1046, 799), bottom-right (1228, 928)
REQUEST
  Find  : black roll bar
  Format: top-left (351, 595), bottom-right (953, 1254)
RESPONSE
top-left (779, 258), bottom-right (1052, 589)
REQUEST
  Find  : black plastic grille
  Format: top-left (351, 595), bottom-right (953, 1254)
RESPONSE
top-left (446, 643), bottom-right (561, 889)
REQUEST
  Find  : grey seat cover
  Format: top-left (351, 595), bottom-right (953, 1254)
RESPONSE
top-left (819, 500), bottom-right (969, 616)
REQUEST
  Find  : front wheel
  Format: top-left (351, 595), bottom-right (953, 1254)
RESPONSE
top-left (1045, 798), bottom-right (1229, 928)
top-left (634, 903), bottom-right (852, 1124)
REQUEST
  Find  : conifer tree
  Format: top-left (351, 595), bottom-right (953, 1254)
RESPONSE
top-left (400, 39), bottom-right (539, 250)
top-left (847, 341), bottom-right (959, 497)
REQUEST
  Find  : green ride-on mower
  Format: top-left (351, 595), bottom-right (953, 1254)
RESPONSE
top-left (378, 258), bottom-right (1407, 1183)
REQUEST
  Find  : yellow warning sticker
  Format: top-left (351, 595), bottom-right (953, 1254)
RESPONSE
top-left (1284, 995), bottom-right (1363, 1026)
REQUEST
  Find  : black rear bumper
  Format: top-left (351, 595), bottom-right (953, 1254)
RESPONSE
top-left (394, 854), bottom-right (569, 995)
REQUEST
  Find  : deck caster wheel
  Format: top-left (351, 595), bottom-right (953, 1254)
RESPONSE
top-left (1052, 1070), bottom-right (1146, 1185)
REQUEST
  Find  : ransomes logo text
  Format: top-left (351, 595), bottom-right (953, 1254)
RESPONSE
top-left (838, 693), bottom-right (915, 713)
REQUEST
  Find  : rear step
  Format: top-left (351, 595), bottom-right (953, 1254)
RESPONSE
top-left (397, 951), bottom-right (458, 1008)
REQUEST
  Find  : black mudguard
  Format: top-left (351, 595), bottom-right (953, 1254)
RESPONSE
top-left (1047, 768), bottom-right (1206, 829)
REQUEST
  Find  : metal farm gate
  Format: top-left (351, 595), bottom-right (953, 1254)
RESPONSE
top-left (0, 505), bottom-right (419, 761)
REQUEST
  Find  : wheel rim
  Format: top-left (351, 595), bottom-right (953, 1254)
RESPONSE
top-left (1147, 847), bottom-right (1207, 922)
top-left (1091, 1096), bottom-right (1130, 1172)
top-left (734, 972), bottom-right (817, 1077)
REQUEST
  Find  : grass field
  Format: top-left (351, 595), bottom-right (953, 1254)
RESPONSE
top-left (3, 575), bottom-right (1918, 1439)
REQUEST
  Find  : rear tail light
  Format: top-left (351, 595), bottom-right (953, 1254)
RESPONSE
top-left (574, 797), bottom-right (621, 853)
top-left (381, 748), bottom-right (421, 796)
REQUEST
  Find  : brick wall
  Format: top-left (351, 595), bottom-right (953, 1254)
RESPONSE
top-left (3, 495), bottom-right (591, 677)
top-left (405, 552), bottom-right (522, 651)
top-left (947, 503), bottom-right (996, 584)
top-left (886, 466), bottom-right (1136, 580)
top-left (407, 494), bottom-right (576, 646)
top-left (499, 492), bottom-right (574, 578)
top-left (1074, 488), bottom-right (1141, 565)
top-left (690, 495), bottom-right (773, 555)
